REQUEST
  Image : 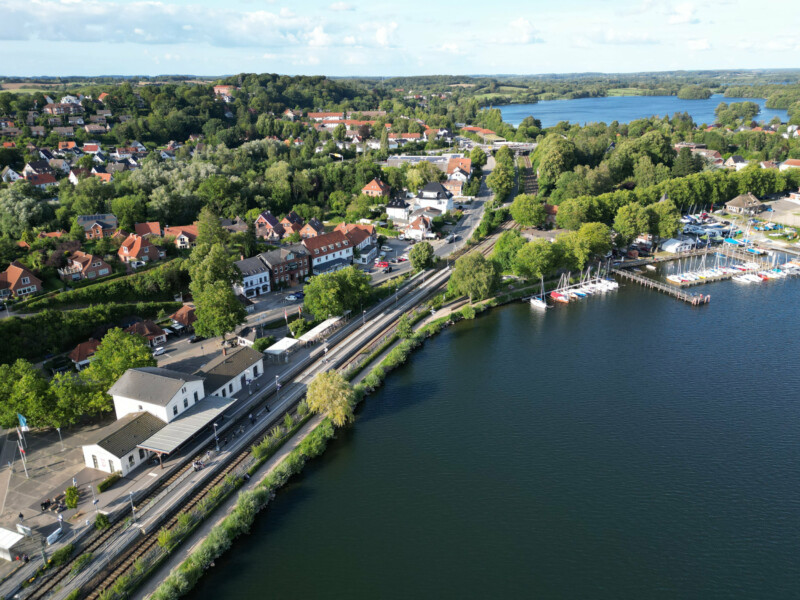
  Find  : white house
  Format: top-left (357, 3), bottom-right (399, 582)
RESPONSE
top-left (661, 237), bottom-right (694, 253)
top-left (82, 412), bottom-right (166, 476)
top-left (233, 255), bottom-right (272, 298)
top-left (405, 215), bottom-right (433, 241)
top-left (196, 347), bottom-right (264, 399)
top-left (416, 181), bottom-right (454, 213)
top-left (108, 367), bottom-right (205, 422)
top-left (302, 230), bottom-right (354, 275)
top-left (386, 195), bottom-right (412, 222)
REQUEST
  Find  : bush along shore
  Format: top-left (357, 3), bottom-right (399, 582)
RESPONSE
top-left (146, 287), bottom-right (515, 600)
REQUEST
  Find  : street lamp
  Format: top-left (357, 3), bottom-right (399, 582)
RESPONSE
top-left (213, 422), bottom-right (219, 452)
top-left (129, 491), bottom-right (136, 523)
top-left (362, 310), bottom-right (366, 326)
top-left (275, 375), bottom-right (281, 403)
top-left (89, 485), bottom-right (98, 513)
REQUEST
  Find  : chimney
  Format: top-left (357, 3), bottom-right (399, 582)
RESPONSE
top-left (223, 347), bottom-right (227, 356)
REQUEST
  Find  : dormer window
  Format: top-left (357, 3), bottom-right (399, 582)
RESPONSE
top-left (21, 277), bottom-right (29, 285)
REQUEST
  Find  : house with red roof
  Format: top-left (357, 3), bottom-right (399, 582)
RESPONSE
top-left (779, 158), bottom-right (800, 172)
top-left (279, 210), bottom-right (304, 233)
top-left (302, 230), bottom-right (353, 274)
top-left (163, 224), bottom-right (199, 249)
top-left (405, 215), bottom-right (433, 241)
top-left (68, 338), bottom-right (102, 371)
top-left (169, 304), bottom-right (197, 330)
top-left (361, 178), bottom-right (391, 198)
top-left (24, 173), bottom-right (58, 188)
top-left (307, 112), bottom-right (345, 121)
top-left (134, 222), bottom-right (162, 238)
top-left (124, 320), bottom-right (166, 347)
top-left (0, 261), bottom-right (42, 298)
top-left (98, 92), bottom-right (109, 103)
top-left (58, 251), bottom-right (112, 281)
top-left (299, 218), bottom-right (325, 239)
top-left (117, 234), bottom-right (164, 264)
top-left (254, 211), bottom-right (285, 242)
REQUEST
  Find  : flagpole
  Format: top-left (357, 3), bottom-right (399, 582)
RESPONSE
top-left (16, 427), bottom-right (26, 449)
top-left (18, 441), bottom-right (28, 479)
top-left (56, 427), bottom-right (64, 452)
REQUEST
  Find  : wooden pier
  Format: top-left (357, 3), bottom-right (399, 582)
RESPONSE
top-left (612, 268), bottom-right (711, 305)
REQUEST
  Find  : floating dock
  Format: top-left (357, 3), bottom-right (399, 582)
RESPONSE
top-left (612, 268), bottom-right (711, 305)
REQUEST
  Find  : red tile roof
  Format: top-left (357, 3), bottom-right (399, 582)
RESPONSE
top-left (361, 178), bottom-right (391, 195)
top-left (124, 320), bottom-right (165, 341)
top-left (25, 173), bottom-right (57, 186)
top-left (163, 224), bottom-right (199, 242)
top-left (302, 230), bottom-right (351, 256)
top-left (118, 234), bottom-right (160, 261)
top-left (134, 222), bottom-right (162, 237)
top-left (169, 304), bottom-right (197, 327)
top-left (783, 159), bottom-right (800, 168)
top-left (447, 157), bottom-right (472, 175)
top-left (69, 338), bottom-right (101, 363)
top-left (0, 261), bottom-right (42, 295)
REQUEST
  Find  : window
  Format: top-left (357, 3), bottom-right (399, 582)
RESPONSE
top-left (229, 383), bottom-right (234, 393)
top-left (194, 391), bottom-right (199, 402)
top-left (172, 405), bottom-right (178, 416)
top-left (138, 405), bottom-right (143, 410)
top-left (253, 365), bottom-right (259, 377)
top-left (129, 454), bottom-right (135, 466)
top-left (183, 398), bottom-right (188, 409)
top-left (221, 389), bottom-right (226, 397)
top-left (139, 449), bottom-right (146, 459)
top-left (21, 277), bottom-right (29, 285)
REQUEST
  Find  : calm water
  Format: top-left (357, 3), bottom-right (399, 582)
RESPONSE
top-left (192, 278), bottom-right (800, 599)
top-left (500, 95), bottom-right (789, 128)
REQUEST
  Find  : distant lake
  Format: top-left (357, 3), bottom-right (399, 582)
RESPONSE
top-left (499, 95), bottom-right (789, 128)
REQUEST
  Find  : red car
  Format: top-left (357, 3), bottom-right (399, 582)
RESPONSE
top-left (375, 261), bottom-right (389, 268)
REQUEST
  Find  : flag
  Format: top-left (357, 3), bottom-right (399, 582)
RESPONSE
top-left (17, 414), bottom-right (29, 432)
top-left (284, 308), bottom-right (288, 323)
top-left (298, 306), bottom-right (302, 316)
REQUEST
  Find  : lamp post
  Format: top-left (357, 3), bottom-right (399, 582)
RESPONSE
top-left (56, 427), bottom-right (64, 451)
top-left (213, 422), bottom-right (219, 453)
top-left (275, 375), bottom-right (281, 403)
top-left (89, 485), bottom-right (98, 513)
top-left (362, 310), bottom-right (366, 326)
top-left (129, 491), bottom-right (136, 523)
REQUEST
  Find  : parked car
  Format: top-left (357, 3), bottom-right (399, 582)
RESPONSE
top-left (380, 245), bottom-right (392, 252)
top-left (285, 294), bottom-right (299, 301)
top-left (382, 266), bottom-right (393, 273)
top-left (398, 233), bottom-right (405, 240)
top-left (153, 346), bottom-right (166, 356)
top-left (398, 257), bottom-right (408, 262)
top-left (130, 260), bottom-right (146, 269)
top-left (188, 335), bottom-right (205, 344)
top-left (376, 261), bottom-right (389, 268)
top-left (295, 291), bottom-right (305, 299)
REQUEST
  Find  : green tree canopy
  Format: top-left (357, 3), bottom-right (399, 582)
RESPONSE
top-left (510, 193), bottom-right (546, 227)
top-left (513, 238), bottom-right (556, 280)
top-left (306, 370), bottom-right (355, 428)
top-left (409, 241), bottom-right (434, 272)
top-left (303, 266), bottom-right (372, 320)
top-left (448, 252), bottom-right (498, 302)
top-left (492, 229), bottom-right (526, 272)
top-left (613, 202), bottom-right (650, 244)
top-left (193, 281), bottom-right (247, 339)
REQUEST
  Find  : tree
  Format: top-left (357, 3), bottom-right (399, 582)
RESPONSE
top-left (470, 146), bottom-right (487, 168)
top-left (510, 193), bottom-right (546, 227)
top-left (554, 231), bottom-right (591, 271)
top-left (577, 222), bottom-right (612, 257)
top-left (677, 85), bottom-right (711, 100)
top-left (672, 147), bottom-right (702, 178)
top-left (190, 243), bottom-right (239, 290)
top-left (195, 206), bottom-right (228, 248)
top-left (613, 202), bottom-right (650, 245)
top-left (193, 281), bottom-right (247, 340)
top-left (396, 314), bottom-right (412, 339)
top-left (0, 359), bottom-right (53, 428)
top-left (492, 230), bottom-right (526, 272)
top-left (252, 336), bottom-right (276, 352)
top-left (448, 252), bottom-right (497, 302)
top-left (513, 239), bottom-right (556, 279)
top-left (82, 328), bottom-right (156, 403)
top-left (303, 266), bottom-right (372, 320)
top-left (408, 241), bottom-right (434, 272)
top-left (647, 198), bottom-right (681, 242)
top-left (306, 370), bottom-right (355, 428)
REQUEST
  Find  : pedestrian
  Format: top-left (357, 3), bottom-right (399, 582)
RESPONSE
top-left (18, 512), bottom-right (23, 522)
top-left (23, 554), bottom-right (28, 563)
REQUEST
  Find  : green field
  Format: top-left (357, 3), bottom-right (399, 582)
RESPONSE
top-left (606, 88), bottom-right (647, 96)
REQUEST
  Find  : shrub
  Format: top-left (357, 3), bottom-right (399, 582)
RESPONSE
top-left (97, 472), bottom-right (121, 493)
top-left (64, 485), bottom-right (79, 509)
top-left (251, 336), bottom-right (276, 352)
top-left (95, 513), bottom-right (110, 530)
top-left (49, 543), bottom-right (75, 568)
top-left (461, 305), bottom-right (476, 320)
top-left (70, 552), bottom-right (93, 575)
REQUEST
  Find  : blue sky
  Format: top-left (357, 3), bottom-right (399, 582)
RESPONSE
top-left (1, 0), bottom-right (798, 77)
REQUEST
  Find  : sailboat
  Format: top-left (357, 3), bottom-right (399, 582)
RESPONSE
top-left (550, 274), bottom-right (570, 303)
top-left (530, 277), bottom-right (549, 310)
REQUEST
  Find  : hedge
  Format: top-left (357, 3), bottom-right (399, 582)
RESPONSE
top-left (97, 472), bottom-right (121, 493)
top-left (20, 260), bottom-right (188, 311)
top-left (0, 301), bottom-right (181, 364)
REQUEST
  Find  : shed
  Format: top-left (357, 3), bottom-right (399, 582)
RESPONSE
top-left (0, 528), bottom-right (25, 561)
top-left (661, 238), bottom-right (694, 253)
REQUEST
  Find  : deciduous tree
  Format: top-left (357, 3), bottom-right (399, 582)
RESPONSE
top-left (306, 370), bottom-right (355, 428)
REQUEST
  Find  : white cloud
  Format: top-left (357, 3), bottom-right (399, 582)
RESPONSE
top-left (329, 2), bottom-right (353, 10)
top-left (133, 28), bottom-right (145, 35)
top-left (435, 43), bottom-right (464, 55)
top-left (510, 18), bottom-right (542, 44)
top-left (375, 22), bottom-right (398, 47)
top-left (343, 35), bottom-right (357, 45)
top-left (306, 26), bottom-right (331, 47)
top-left (687, 38), bottom-right (710, 51)
top-left (262, 53), bottom-right (277, 59)
top-left (668, 2), bottom-right (699, 24)
top-left (589, 29), bottom-right (660, 45)
top-left (279, 8), bottom-right (295, 18)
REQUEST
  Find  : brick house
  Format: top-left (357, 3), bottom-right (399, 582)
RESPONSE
top-left (302, 230), bottom-right (353, 275)
top-left (124, 320), bottom-right (167, 347)
top-left (361, 178), bottom-right (391, 198)
top-left (0, 261), bottom-right (42, 298)
top-left (68, 338), bottom-right (101, 371)
top-left (117, 234), bottom-right (164, 263)
top-left (259, 245), bottom-right (310, 289)
top-left (163, 224), bottom-right (199, 249)
top-left (254, 211), bottom-right (285, 241)
top-left (134, 222), bottom-right (162, 237)
top-left (58, 251), bottom-right (112, 281)
top-left (77, 214), bottom-right (118, 239)
top-left (279, 211), bottom-right (305, 234)
top-left (299, 218), bottom-right (325, 239)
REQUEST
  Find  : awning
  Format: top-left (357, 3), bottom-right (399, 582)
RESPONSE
top-left (298, 316), bottom-right (342, 343)
top-left (265, 337), bottom-right (299, 355)
top-left (137, 395), bottom-right (237, 455)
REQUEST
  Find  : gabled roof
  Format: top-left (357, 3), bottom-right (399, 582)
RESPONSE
top-left (280, 210), bottom-right (304, 225)
top-left (163, 224), bottom-right (198, 241)
top-left (169, 304), bottom-right (197, 327)
top-left (255, 211), bottom-right (280, 227)
top-left (386, 196), bottom-right (410, 209)
top-left (302, 230), bottom-right (351, 254)
top-left (258, 244), bottom-right (307, 268)
top-left (301, 218), bottom-right (324, 233)
top-left (195, 346), bottom-right (263, 393)
top-left (125, 320), bottom-right (165, 340)
top-left (25, 173), bottom-right (57, 186)
top-left (447, 157), bottom-right (472, 174)
top-left (418, 181), bottom-right (451, 200)
top-left (108, 367), bottom-right (202, 405)
top-left (782, 158), bottom-right (800, 168)
top-left (94, 411), bottom-right (167, 458)
top-left (726, 192), bottom-right (763, 208)
top-left (0, 261), bottom-right (41, 293)
top-left (408, 215), bottom-right (432, 231)
top-left (118, 233), bottom-right (159, 259)
top-left (235, 255), bottom-right (270, 277)
top-left (362, 178), bottom-right (391, 195)
top-left (69, 338), bottom-right (101, 363)
top-left (77, 213), bottom-right (117, 231)
top-left (134, 222), bottom-right (162, 237)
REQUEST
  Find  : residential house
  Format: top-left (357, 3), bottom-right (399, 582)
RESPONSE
top-left (448, 167), bottom-right (470, 182)
top-left (98, 92), bottom-right (109, 103)
top-left (77, 214), bottom-right (118, 239)
top-left (82, 411), bottom-right (166, 476)
top-left (259, 245), bottom-right (310, 289)
top-left (759, 161), bottom-right (778, 170)
top-left (163, 224), bottom-right (199, 249)
top-left (82, 143), bottom-right (101, 154)
top-left (1, 127), bottom-right (21, 137)
top-left (446, 157), bottom-right (472, 176)
top-left (49, 158), bottom-right (70, 175)
top-left (24, 173), bottom-right (58, 188)
top-left (53, 127), bottom-right (74, 137)
top-left (302, 230), bottom-right (353, 275)
top-left (88, 115), bottom-right (107, 124)
top-left (220, 217), bottom-right (248, 235)
top-left (68, 338), bottom-right (101, 371)
top-left (109, 366), bottom-right (204, 422)
top-left (134, 222), bottom-right (162, 237)
top-left (23, 160), bottom-right (54, 177)
top-left (405, 215), bottom-right (433, 241)
top-left (779, 158), bottom-right (800, 171)
top-left (0, 262), bottom-right (42, 298)
top-left (85, 124), bottom-right (107, 135)
top-left (67, 116), bottom-right (84, 126)
top-left (307, 112), bottom-right (344, 121)
top-left (118, 233), bottom-right (164, 263)
top-left (283, 108), bottom-right (299, 121)
top-left (169, 304), bottom-right (197, 333)
top-left (661, 237), bottom-right (695, 253)
top-left (58, 141), bottom-right (77, 151)
top-left (279, 211), bottom-right (305, 235)
top-left (68, 168), bottom-right (91, 185)
top-left (336, 223), bottom-right (377, 265)
top-left (361, 177), bottom-right (391, 198)
top-left (58, 251), bottom-right (112, 281)
top-left (124, 320), bottom-right (167, 347)
top-left (30, 126), bottom-right (45, 137)
top-left (386, 195), bottom-right (412, 222)
top-left (299, 217), bottom-right (324, 239)
top-left (0, 166), bottom-right (22, 183)
top-left (416, 181), bottom-right (454, 213)
top-left (43, 103), bottom-right (83, 116)
top-left (233, 255), bottom-right (272, 298)
top-left (443, 179), bottom-right (464, 196)
top-left (254, 211), bottom-right (285, 241)
top-left (37, 230), bottom-right (66, 240)
top-left (196, 346), bottom-right (264, 399)
top-left (213, 85), bottom-right (237, 97)
top-left (725, 192), bottom-right (764, 215)
top-left (725, 155), bottom-right (749, 171)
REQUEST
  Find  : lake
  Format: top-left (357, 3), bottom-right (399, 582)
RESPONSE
top-left (190, 276), bottom-right (800, 599)
top-left (499, 95), bottom-right (789, 128)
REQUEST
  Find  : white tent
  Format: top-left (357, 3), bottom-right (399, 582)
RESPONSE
top-left (0, 528), bottom-right (24, 561)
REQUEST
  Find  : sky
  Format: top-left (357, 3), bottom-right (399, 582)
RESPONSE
top-left (1, 0), bottom-right (799, 77)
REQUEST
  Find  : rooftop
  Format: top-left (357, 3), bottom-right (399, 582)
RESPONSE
top-left (108, 367), bottom-right (203, 406)
top-left (195, 346), bottom-right (263, 392)
top-left (94, 411), bottom-right (166, 458)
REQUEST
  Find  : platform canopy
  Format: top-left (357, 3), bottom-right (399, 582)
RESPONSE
top-left (298, 316), bottom-right (341, 343)
top-left (137, 395), bottom-right (236, 455)
top-left (265, 337), bottom-right (299, 355)
top-left (0, 528), bottom-right (24, 562)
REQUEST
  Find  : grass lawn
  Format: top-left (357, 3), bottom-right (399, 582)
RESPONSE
top-left (607, 88), bottom-right (646, 96)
